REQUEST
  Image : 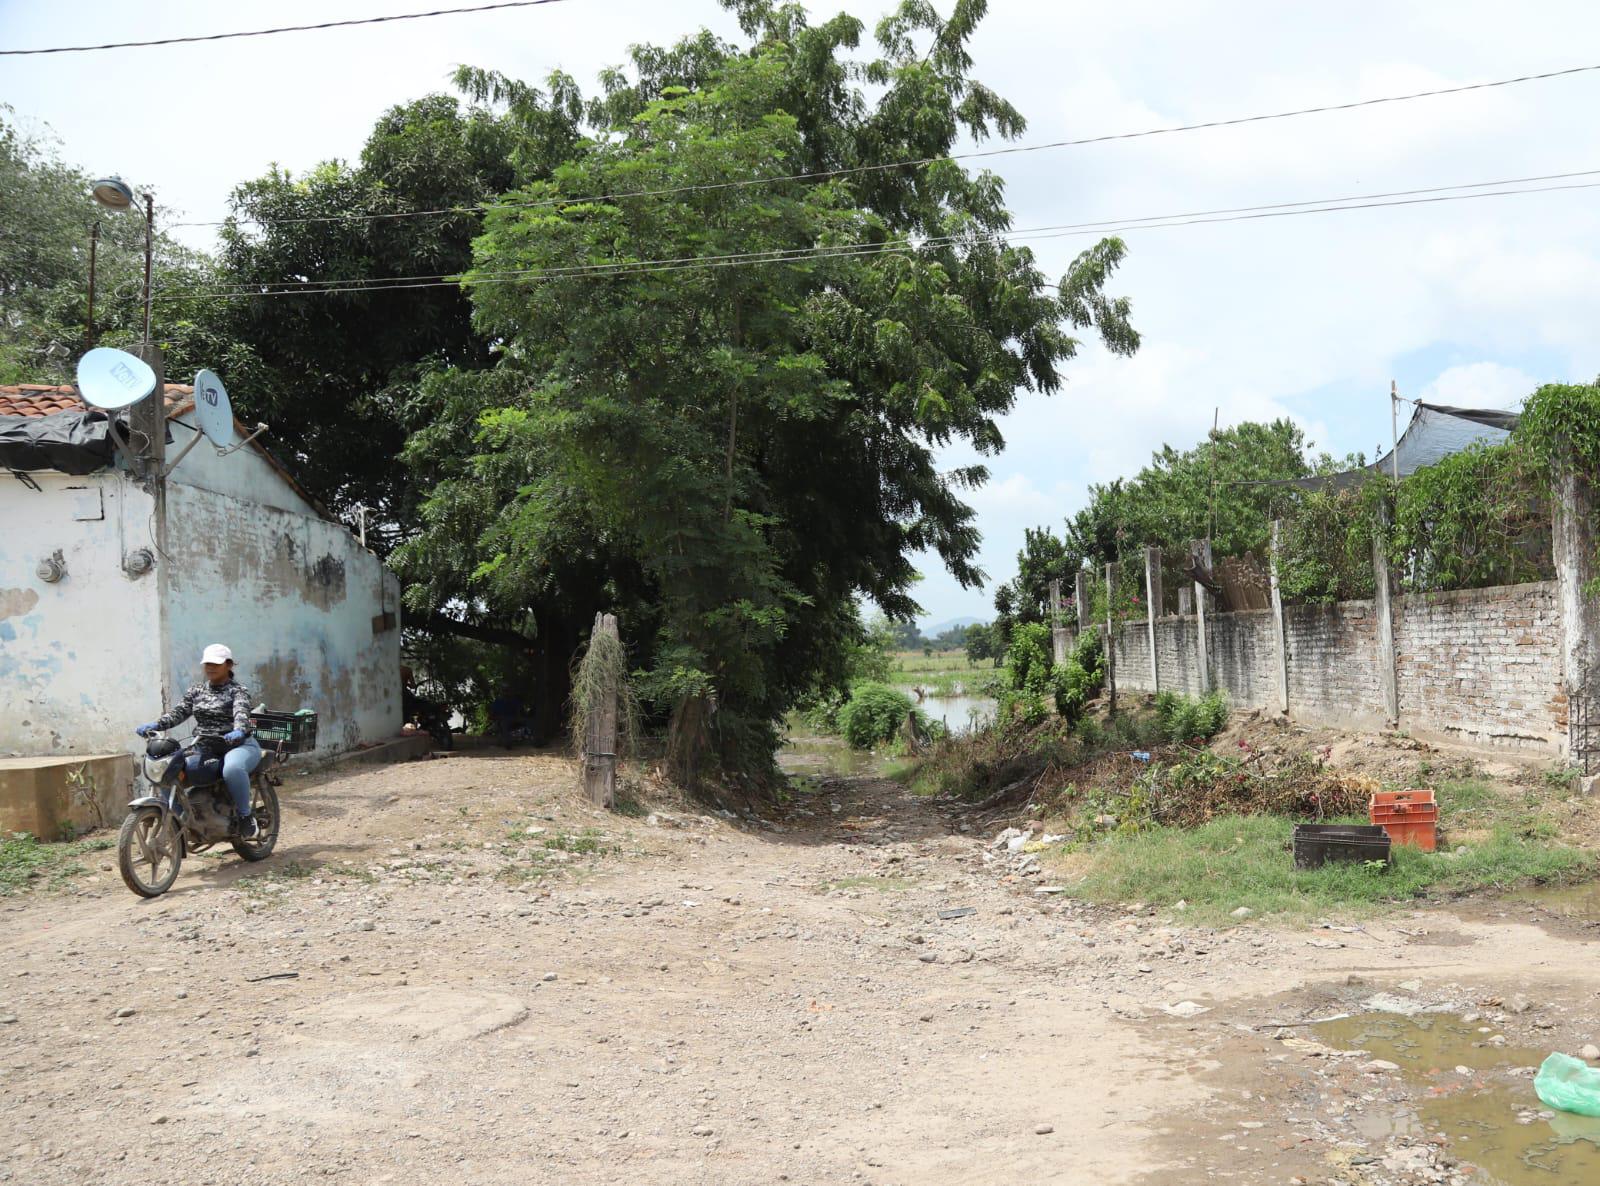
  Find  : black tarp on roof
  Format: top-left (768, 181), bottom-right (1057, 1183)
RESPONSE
top-left (1288, 402), bottom-right (1520, 492)
top-left (0, 409), bottom-right (130, 475)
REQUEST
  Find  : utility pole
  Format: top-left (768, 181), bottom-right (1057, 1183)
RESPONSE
top-left (86, 222), bottom-right (99, 347)
top-left (1390, 380), bottom-right (1400, 484)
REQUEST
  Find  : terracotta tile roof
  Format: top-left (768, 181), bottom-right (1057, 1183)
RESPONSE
top-left (0, 383), bottom-right (194, 420)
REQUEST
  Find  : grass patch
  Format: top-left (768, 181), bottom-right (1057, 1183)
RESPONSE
top-left (1054, 814), bottom-right (1593, 925)
top-left (889, 651), bottom-right (976, 678)
top-left (0, 831), bottom-right (115, 896)
top-left (820, 875), bottom-right (917, 893)
top-left (543, 829), bottom-right (613, 855)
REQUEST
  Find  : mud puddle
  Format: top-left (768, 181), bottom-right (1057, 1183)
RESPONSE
top-left (1315, 1013), bottom-right (1600, 1184)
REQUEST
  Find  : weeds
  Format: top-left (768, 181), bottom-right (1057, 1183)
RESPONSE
top-left (1057, 814), bottom-right (1593, 925)
top-left (0, 831), bottom-right (114, 896)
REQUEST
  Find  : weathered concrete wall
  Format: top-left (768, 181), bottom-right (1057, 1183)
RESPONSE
top-left (163, 454), bottom-right (403, 757)
top-left (1108, 583), bottom-right (1563, 750)
top-left (1208, 609), bottom-right (1279, 709)
top-left (1284, 601), bottom-right (1386, 731)
top-left (1394, 582), bottom-right (1565, 750)
top-left (0, 753), bottom-right (134, 836)
top-left (165, 412), bottom-right (401, 754)
top-left (1154, 618), bottom-right (1202, 696)
top-left (1110, 623), bottom-right (1153, 696)
top-left (0, 471), bottom-right (163, 755)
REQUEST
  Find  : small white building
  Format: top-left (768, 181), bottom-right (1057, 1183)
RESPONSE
top-left (0, 381), bottom-right (402, 829)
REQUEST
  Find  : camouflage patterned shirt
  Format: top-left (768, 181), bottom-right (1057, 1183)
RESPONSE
top-left (154, 678), bottom-right (253, 740)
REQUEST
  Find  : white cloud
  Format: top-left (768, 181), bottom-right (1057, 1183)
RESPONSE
top-left (1419, 362), bottom-right (1539, 409)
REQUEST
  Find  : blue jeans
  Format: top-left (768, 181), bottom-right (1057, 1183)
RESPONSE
top-left (187, 736), bottom-right (262, 817)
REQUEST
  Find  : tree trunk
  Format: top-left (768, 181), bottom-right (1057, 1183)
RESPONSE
top-left (666, 694), bottom-right (712, 788)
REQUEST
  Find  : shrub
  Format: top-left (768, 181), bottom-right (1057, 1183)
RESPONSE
top-left (1053, 630), bottom-right (1105, 726)
top-left (1154, 690), bottom-right (1229, 744)
top-left (838, 683), bottom-right (917, 749)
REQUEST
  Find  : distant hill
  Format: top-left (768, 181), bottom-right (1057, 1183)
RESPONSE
top-left (920, 615), bottom-right (983, 639)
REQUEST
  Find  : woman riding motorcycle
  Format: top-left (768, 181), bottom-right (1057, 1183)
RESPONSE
top-left (135, 643), bottom-right (263, 839)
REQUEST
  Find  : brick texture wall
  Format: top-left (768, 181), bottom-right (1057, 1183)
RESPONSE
top-left (1284, 600), bottom-right (1386, 731)
top-left (1099, 581), bottom-right (1562, 752)
top-left (1394, 582), bottom-right (1565, 749)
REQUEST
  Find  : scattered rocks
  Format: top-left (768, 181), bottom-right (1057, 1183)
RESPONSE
top-left (1034, 1124), bottom-right (1054, 1136)
top-left (353, 919), bottom-right (376, 933)
top-left (113, 1007), bottom-right (136, 1018)
top-left (541, 972), bottom-right (558, 983)
top-left (1581, 1044), bottom-right (1600, 1062)
top-left (1161, 1001), bottom-right (1210, 1019)
top-left (1230, 907), bottom-right (1254, 919)
top-left (1506, 993), bottom-right (1533, 1015)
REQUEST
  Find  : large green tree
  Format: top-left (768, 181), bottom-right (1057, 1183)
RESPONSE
top-left (398, 0), bottom-right (1138, 783)
top-left (213, 94), bottom-right (527, 537)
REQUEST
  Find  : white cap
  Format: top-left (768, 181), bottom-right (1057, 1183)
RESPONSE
top-left (201, 643), bottom-right (234, 665)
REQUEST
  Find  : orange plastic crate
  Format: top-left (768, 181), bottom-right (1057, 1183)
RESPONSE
top-left (1368, 789), bottom-right (1438, 851)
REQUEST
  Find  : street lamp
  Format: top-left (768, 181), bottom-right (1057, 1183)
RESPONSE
top-left (90, 175), bottom-right (154, 346)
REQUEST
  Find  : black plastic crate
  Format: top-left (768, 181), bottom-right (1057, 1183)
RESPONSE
top-left (252, 709), bottom-right (318, 754)
top-left (1292, 823), bottom-right (1392, 870)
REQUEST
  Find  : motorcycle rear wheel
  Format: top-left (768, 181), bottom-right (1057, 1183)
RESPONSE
top-left (230, 780), bottom-right (281, 862)
top-left (118, 807), bottom-right (183, 897)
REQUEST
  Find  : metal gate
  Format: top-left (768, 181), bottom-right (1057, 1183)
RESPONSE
top-left (1575, 656), bottom-right (1600, 776)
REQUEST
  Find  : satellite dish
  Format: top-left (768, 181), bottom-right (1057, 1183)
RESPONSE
top-left (76, 347), bottom-right (156, 411)
top-left (192, 369), bottom-right (236, 448)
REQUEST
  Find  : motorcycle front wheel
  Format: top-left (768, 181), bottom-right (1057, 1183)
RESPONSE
top-left (117, 806), bottom-right (183, 897)
top-left (230, 780), bottom-right (280, 862)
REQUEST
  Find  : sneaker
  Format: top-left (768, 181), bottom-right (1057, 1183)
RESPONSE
top-left (238, 815), bottom-right (262, 841)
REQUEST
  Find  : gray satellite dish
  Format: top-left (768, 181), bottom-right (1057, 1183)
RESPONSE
top-left (192, 369), bottom-right (236, 449)
top-left (76, 347), bottom-right (156, 411)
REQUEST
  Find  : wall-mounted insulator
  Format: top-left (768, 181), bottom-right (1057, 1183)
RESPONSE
top-left (123, 548), bottom-right (155, 577)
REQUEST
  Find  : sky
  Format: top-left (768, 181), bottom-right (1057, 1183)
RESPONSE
top-left (6, 0), bottom-right (1600, 630)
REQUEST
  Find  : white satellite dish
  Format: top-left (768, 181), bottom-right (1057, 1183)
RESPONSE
top-left (76, 347), bottom-right (156, 411)
top-left (192, 369), bottom-right (236, 449)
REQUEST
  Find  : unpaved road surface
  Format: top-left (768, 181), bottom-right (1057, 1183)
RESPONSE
top-left (2, 748), bottom-right (1597, 1185)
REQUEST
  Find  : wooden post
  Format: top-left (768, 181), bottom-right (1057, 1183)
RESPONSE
top-left (1269, 520), bottom-right (1290, 715)
top-left (1191, 539), bottom-right (1213, 694)
top-left (1104, 562), bottom-right (1118, 712)
top-left (582, 612), bottom-right (619, 808)
top-left (1372, 527), bottom-right (1399, 726)
top-left (1144, 546), bottom-right (1162, 694)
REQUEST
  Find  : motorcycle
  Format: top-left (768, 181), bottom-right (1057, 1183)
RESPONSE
top-left (117, 732), bottom-right (284, 898)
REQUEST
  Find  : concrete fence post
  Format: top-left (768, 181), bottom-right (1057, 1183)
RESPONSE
top-left (1074, 569), bottom-right (1091, 643)
top-left (1049, 578), bottom-right (1069, 666)
top-left (1190, 539), bottom-right (1212, 694)
top-left (1269, 520), bottom-right (1289, 715)
top-left (1144, 546), bottom-right (1162, 694)
top-left (1552, 449), bottom-right (1599, 760)
top-left (1372, 526), bottom-right (1399, 726)
top-left (1104, 562), bottom-right (1118, 713)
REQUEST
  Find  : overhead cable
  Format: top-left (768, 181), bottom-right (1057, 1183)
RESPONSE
top-left (165, 61), bottom-right (1600, 230)
top-left (155, 172), bottom-right (1600, 303)
top-left (0, 0), bottom-right (574, 56)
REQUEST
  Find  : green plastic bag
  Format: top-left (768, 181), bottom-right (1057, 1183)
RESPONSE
top-left (1534, 1052), bottom-right (1600, 1117)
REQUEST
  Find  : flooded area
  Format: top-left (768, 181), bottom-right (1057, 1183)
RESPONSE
top-left (911, 690), bottom-right (996, 735)
top-left (1314, 1012), bottom-right (1600, 1185)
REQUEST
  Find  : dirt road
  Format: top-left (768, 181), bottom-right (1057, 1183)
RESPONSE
top-left (2, 748), bottom-right (1596, 1185)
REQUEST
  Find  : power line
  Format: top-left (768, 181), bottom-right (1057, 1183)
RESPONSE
top-left (166, 60), bottom-right (1600, 231)
top-left (156, 171), bottom-right (1600, 303)
top-left (169, 167), bottom-right (1600, 296)
top-left (0, 0), bottom-right (574, 57)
